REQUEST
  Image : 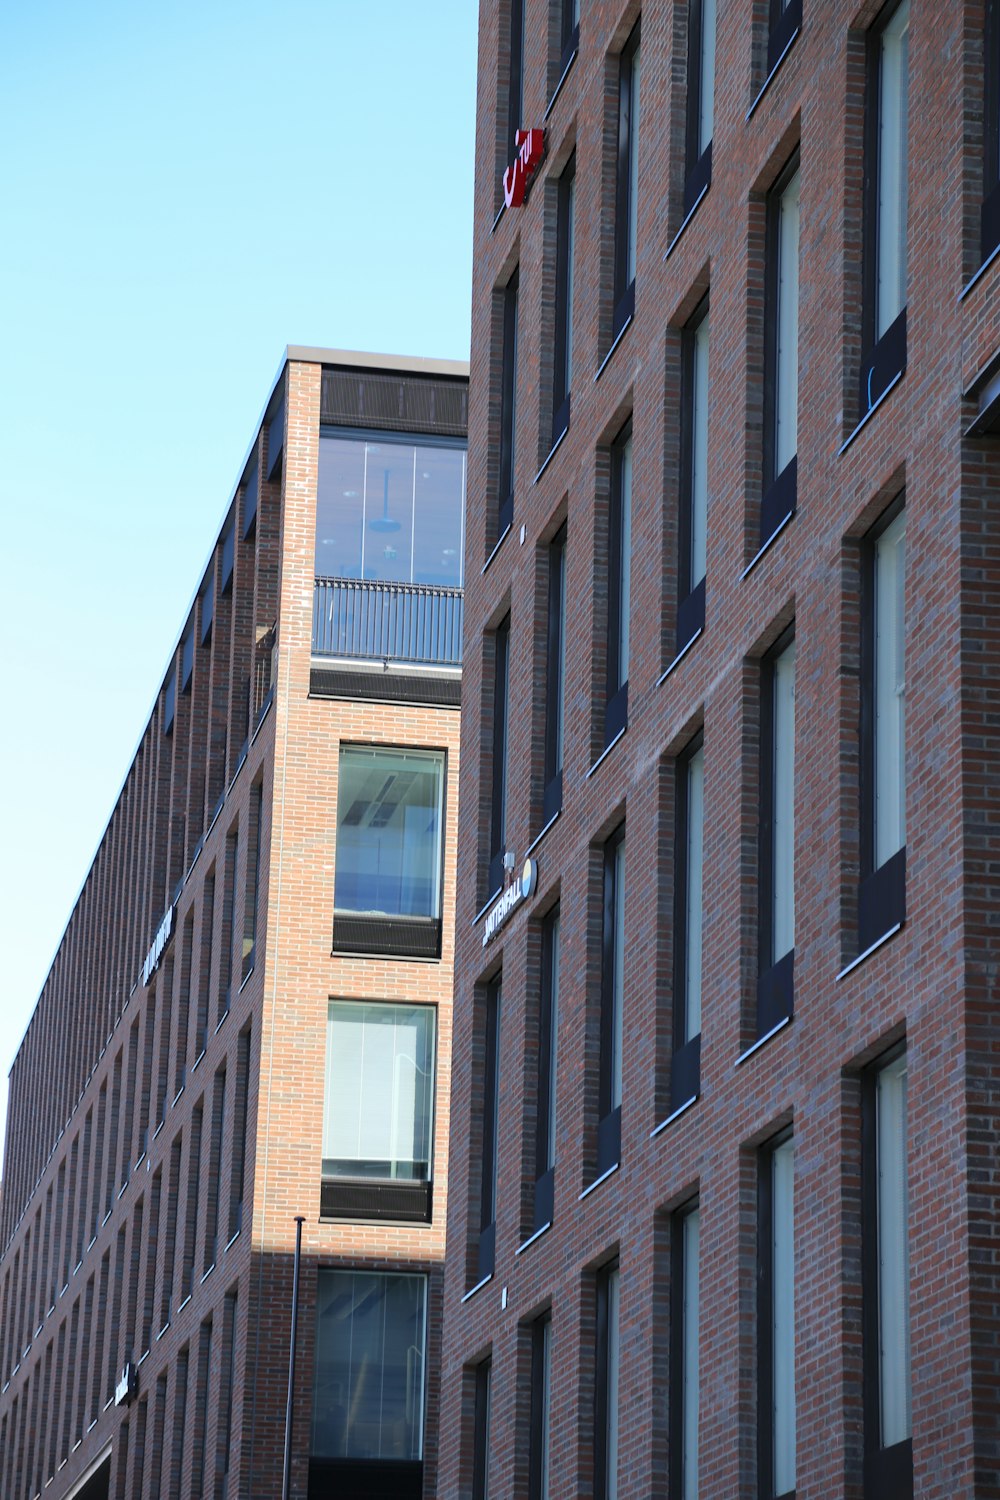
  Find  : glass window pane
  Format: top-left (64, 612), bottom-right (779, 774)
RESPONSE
top-left (335, 747), bottom-right (445, 920)
top-left (772, 1139), bottom-right (796, 1494)
top-left (606, 1268), bottom-right (620, 1500)
top-left (627, 48), bottom-right (641, 284)
top-left (685, 747), bottom-right (705, 1040)
top-left (312, 1270), bottom-right (427, 1461)
top-left (565, 176), bottom-right (576, 394)
top-left (874, 512), bottom-right (906, 867)
top-left (772, 641), bottom-right (796, 960)
top-left (618, 437), bottom-right (632, 686)
top-left (877, 1054), bottom-right (911, 1446)
top-left (775, 169), bottom-right (800, 475)
top-left (323, 1002), bottom-right (435, 1181)
top-left (316, 438), bottom-right (366, 578)
top-left (411, 445), bottom-right (466, 588)
top-left (547, 915), bottom-right (560, 1169)
top-left (690, 317), bottom-right (709, 588)
top-left (877, 1), bottom-right (910, 336)
top-left (612, 839), bottom-right (626, 1110)
top-left (682, 1209), bottom-right (700, 1500)
top-left (699, 0), bottom-right (717, 154)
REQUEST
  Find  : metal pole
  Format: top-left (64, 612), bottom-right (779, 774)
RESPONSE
top-left (282, 1216), bottom-right (306, 1500)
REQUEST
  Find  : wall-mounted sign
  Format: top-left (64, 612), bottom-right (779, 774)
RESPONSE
top-left (503, 128), bottom-right (545, 209)
top-left (115, 1362), bottom-right (138, 1408)
top-left (141, 904), bottom-right (175, 987)
top-left (482, 858), bottom-right (538, 947)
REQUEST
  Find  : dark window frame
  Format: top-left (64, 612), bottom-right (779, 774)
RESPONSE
top-left (761, 151), bottom-right (800, 549)
top-left (605, 423), bottom-right (632, 748)
top-left (552, 156), bottom-right (577, 446)
top-left (533, 906), bottom-right (560, 1232)
top-left (757, 629), bottom-right (796, 1039)
top-left (594, 1261), bottom-right (620, 1500)
top-left (477, 978), bottom-right (502, 1281)
top-left (598, 825), bottom-right (625, 1176)
top-left (543, 527), bottom-right (567, 827)
top-left (472, 1357), bottom-right (492, 1500)
top-left (684, 0), bottom-right (715, 213)
top-left (767, 0), bottom-right (802, 77)
top-left (860, 0), bottom-right (910, 414)
top-left (612, 20), bottom-right (641, 342)
top-left (528, 1313), bottom-right (552, 1500)
top-left (677, 298), bottom-right (709, 654)
top-left (669, 1200), bottom-right (699, 1500)
top-left (506, 0), bottom-right (526, 164)
top-left (983, 0), bottom-right (1000, 262)
top-left (858, 496), bottom-right (906, 953)
top-left (488, 616), bottom-right (512, 899)
top-left (499, 273), bottom-right (520, 540)
top-left (559, 0), bottom-right (580, 79)
top-left (671, 734), bottom-right (703, 1111)
top-left (757, 1130), bottom-right (796, 1500)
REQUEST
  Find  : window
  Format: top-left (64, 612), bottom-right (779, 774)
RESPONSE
top-left (595, 1263), bottom-right (620, 1500)
top-left (533, 908), bottom-right (560, 1232)
top-left (312, 1271), bottom-right (427, 1466)
top-left (488, 617), bottom-right (511, 898)
top-left (506, 0), bottom-right (526, 166)
top-left (672, 739), bottom-right (703, 1110)
top-left (528, 1315), bottom-right (552, 1500)
top-left (334, 746), bottom-right (446, 958)
top-left (862, 1050), bottom-right (911, 1498)
top-left (767, 0), bottom-right (801, 78)
top-left (983, 0), bottom-right (1000, 262)
top-left (499, 272), bottom-right (520, 539)
top-left (204, 1066), bottom-right (226, 1271)
top-left (598, 827), bottom-right (625, 1177)
top-left (543, 528), bottom-right (567, 827)
top-left (670, 1204), bottom-right (700, 1500)
top-left (677, 303), bottom-right (709, 654)
top-left (862, 0), bottom-right (910, 412)
top-left (859, 506), bottom-right (906, 952)
top-left (219, 826), bottom-right (239, 1021)
top-left (473, 1357), bottom-right (492, 1500)
top-left (552, 158), bottom-right (577, 446)
top-left (613, 22), bottom-right (641, 342)
top-left (322, 1001), bottom-right (436, 1223)
top-left (558, 0), bottom-right (580, 80)
top-left (605, 426), bottom-right (632, 748)
top-left (477, 978), bottom-right (502, 1281)
top-left (685, 0), bottom-right (716, 213)
top-left (758, 635), bottom-right (796, 1038)
top-left (762, 158), bottom-right (800, 548)
top-left (241, 780), bottom-right (262, 981)
top-left (759, 1134), bottom-right (796, 1500)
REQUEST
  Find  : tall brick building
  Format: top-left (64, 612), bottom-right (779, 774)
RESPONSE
top-left (441, 4), bottom-right (1000, 1499)
top-left (0, 347), bottom-right (468, 1499)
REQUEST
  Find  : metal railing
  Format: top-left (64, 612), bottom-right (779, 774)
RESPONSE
top-left (313, 578), bottom-right (463, 667)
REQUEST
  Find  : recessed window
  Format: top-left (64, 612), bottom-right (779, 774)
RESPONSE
top-left (612, 21), bottom-right (641, 342)
top-left (322, 1001), bottom-right (435, 1223)
top-left (241, 780), bottom-right (262, 982)
top-left (472, 1357), bottom-right (492, 1500)
top-left (859, 506), bottom-right (906, 953)
top-left (758, 1133), bottom-right (796, 1500)
top-left (670, 1203), bottom-right (700, 1500)
top-left (180, 624), bottom-right (194, 693)
top-left (528, 1314), bottom-right (552, 1500)
top-left (862, 0), bottom-right (910, 413)
top-left (677, 302), bottom-right (709, 654)
top-left (506, 0), bottom-right (526, 165)
top-left (672, 738), bottom-right (703, 1110)
top-left (558, 0), bottom-right (580, 79)
top-left (595, 1262), bottom-right (621, 1500)
top-left (597, 827), bottom-right (625, 1176)
top-left (761, 157), bottom-right (800, 548)
top-left (499, 272), bottom-right (520, 539)
top-left (685, 0), bottom-right (716, 213)
top-left (312, 1270), bottom-right (427, 1468)
top-left (334, 745), bottom-right (446, 959)
top-left (543, 527), bottom-right (567, 827)
top-left (488, 617), bottom-right (511, 899)
top-left (552, 158), bottom-right (576, 446)
top-left (477, 977), bottom-right (502, 1281)
top-left (605, 425), bottom-right (632, 749)
top-left (767, 0), bottom-right (802, 78)
top-left (863, 1049), bottom-right (911, 1498)
top-left (758, 634), bottom-right (796, 1038)
top-left (983, 0), bottom-right (1000, 263)
top-left (533, 907), bottom-right (560, 1232)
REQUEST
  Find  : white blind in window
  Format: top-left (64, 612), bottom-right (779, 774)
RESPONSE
top-left (877, 0), bottom-right (910, 336)
top-left (324, 1003), bottom-right (434, 1178)
top-left (699, 0), bottom-right (717, 155)
top-left (877, 1052), bottom-right (911, 1446)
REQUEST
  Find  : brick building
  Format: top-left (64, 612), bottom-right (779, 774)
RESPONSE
top-left (0, 347), bottom-right (468, 1499)
top-left (440, 4), bottom-right (1000, 1500)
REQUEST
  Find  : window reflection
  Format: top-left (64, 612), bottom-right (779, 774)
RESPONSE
top-left (316, 434), bottom-right (466, 588)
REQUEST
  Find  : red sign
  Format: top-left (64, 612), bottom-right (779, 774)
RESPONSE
top-left (503, 128), bottom-right (545, 209)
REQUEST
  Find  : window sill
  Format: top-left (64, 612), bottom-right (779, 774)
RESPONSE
top-left (534, 419), bottom-right (570, 483)
top-left (657, 627), bottom-right (702, 686)
top-left (587, 723), bottom-right (626, 779)
top-left (594, 306), bottom-right (634, 384)
top-left (745, 23), bottom-right (800, 121)
top-left (516, 1220), bottom-right (552, 1256)
top-left (526, 807), bottom-right (561, 857)
top-left (836, 921), bottom-right (902, 981)
top-left (838, 369), bottom-right (904, 455)
top-left (545, 34), bottom-right (578, 119)
top-left (663, 181), bottom-right (709, 261)
top-left (735, 1014), bottom-right (792, 1067)
top-left (461, 1272), bottom-right (493, 1305)
top-left (649, 1093), bottom-right (698, 1139)
top-left (740, 508), bottom-right (794, 581)
top-left (961, 240), bottom-right (1000, 300)
top-left (579, 1161), bottom-right (620, 1201)
top-left (481, 522), bottom-right (512, 576)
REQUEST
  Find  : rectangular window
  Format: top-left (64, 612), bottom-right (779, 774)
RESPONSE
top-left (670, 1204), bottom-right (700, 1500)
top-left (863, 1050), bottom-right (912, 1497)
top-left (312, 1271), bottom-right (427, 1463)
top-left (595, 1263), bottom-right (621, 1500)
top-left (685, 0), bottom-right (716, 212)
top-left (677, 304), bottom-right (709, 654)
top-left (762, 158), bottom-right (800, 547)
top-left (334, 746), bottom-right (446, 958)
top-left (473, 1358), bottom-right (492, 1500)
top-left (488, 618), bottom-right (511, 897)
top-left (228, 1026), bottom-right (251, 1242)
top-left (672, 739), bottom-right (704, 1110)
top-left (605, 426), bottom-right (632, 748)
top-left (859, 506), bottom-right (906, 952)
top-left (196, 872), bottom-right (215, 1060)
top-left (506, 0), bottom-right (525, 164)
top-left (862, 0), bottom-right (910, 412)
top-left (192, 1319), bottom-right (214, 1498)
top-left (759, 1134), bottom-right (796, 1500)
top-left (758, 635), bottom-right (796, 1038)
top-left (219, 828), bottom-right (239, 1022)
top-left (533, 908), bottom-right (560, 1232)
top-left (321, 1002), bottom-right (435, 1223)
top-left (476, 978), bottom-right (502, 1281)
top-left (528, 1315), bottom-right (552, 1500)
top-left (559, 0), bottom-right (580, 79)
top-left (767, 0), bottom-right (802, 77)
top-left (241, 780), bottom-right (262, 981)
top-left (983, 0), bottom-right (1000, 262)
top-left (203, 1066), bottom-right (226, 1271)
top-left (543, 527), bottom-right (567, 827)
top-left (552, 158), bottom-right (576, 446)
top-left (613, 22), bottom-right (641, 341)
top-left (598, 828), bottom-right (625, 1176)
top-left (498, 273), bottom-right (520, 539)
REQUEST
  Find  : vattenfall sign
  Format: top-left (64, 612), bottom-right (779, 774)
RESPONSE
top-left (482, 859), bottom-right (538, 947)
top-left (503, 127), bottom-right (545, 208)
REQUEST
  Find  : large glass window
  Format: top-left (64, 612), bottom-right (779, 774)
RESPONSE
top-left (685, 0), bottom-right (716, 211)
top-left (762, 157), bottom-right (800, 546)
top-left (552, 160), bottom-right (577, 444)
top-left (334, 746), bottom-right (445, 957)
top-left (672, 739), bottom-right (704, 1111)
top-left (312, 1270), bottom-right (427, 1462)
top-left (758, 635), bottom-right (796, 1038)
top-left (323, 1002), bottom-right (435, 1183)
top-left (605, 427), bottom-right (632, 748)
top-left (595, 1264), bottom-right (620, 1500)
top-left (862, 0), bottom-right (910, 410)
top-left (677, 303), bottom-right (709, 653)
top-left (597, 828), bottom-right (625, 1176)
top-left (543, 528), bottom-right (567, 826)
top-left (315, 435), bottom-right (466, 588)
top-left (759, 1135), bottom-right (796, 1500)
top-left (670, 1203), bottom-right (700, 1500)
top-left (613, 23), bottom-right (641, 340)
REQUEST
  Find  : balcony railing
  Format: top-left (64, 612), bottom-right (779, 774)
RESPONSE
top-left (313, 578), bottom-right (463, 667)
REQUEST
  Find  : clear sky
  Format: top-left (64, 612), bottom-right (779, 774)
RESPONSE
top-left (0, 0), bottom-right (477, 1170)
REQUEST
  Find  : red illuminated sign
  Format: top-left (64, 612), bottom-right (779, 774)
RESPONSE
top-left (503, 128), bottom-right (545, 209)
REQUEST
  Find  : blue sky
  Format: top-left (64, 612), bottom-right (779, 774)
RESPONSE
top-left (0, 0), bottom-right (477, 1165)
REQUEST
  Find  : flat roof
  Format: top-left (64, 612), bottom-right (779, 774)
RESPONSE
top-left (286, 345), bottom-right (469, 379)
